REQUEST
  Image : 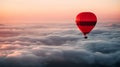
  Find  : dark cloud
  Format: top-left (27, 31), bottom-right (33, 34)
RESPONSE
top-left (0, 31), bottom-right (20, 37)
top-left (0, 22), bottom-right (120, 67)
top-left (0, 24), bottom-right (5, 26)
top-left (39, 35), bottom-right (79, 45)
top-left (85, 41), bottom-right (120, 53)
top-left (0, 25), bottom-right (22, 37)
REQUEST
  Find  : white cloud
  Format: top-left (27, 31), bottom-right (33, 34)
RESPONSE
top-left (0, 23), bottom-right (120, 67)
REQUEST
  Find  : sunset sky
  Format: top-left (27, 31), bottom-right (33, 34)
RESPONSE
top-left (0, 0), bottom-right (120, 24)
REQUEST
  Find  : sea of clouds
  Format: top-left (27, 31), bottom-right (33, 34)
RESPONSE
top-left (0, 22), bottom-right (120, 67)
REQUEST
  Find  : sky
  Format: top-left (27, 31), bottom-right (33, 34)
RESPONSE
top-left (0, 0), bottom-right (120, 24)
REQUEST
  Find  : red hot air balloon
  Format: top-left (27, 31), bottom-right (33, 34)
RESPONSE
top-left (75, 12), bottom-right (97, 39)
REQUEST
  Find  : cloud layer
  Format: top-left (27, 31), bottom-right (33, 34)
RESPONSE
top-left (0, 22), bottom-right (120, 67)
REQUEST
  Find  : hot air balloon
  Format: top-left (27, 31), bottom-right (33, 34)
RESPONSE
top-left (75, 12), bottom-right (97, 39)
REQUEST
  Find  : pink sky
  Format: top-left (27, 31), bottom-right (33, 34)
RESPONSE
top-left (0, 0), bottom-right (120, 24)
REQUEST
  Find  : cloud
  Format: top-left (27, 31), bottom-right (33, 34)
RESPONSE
top-left (0, 44), bottom-right (22, 50)
top-left (0, 25), bottom-right (21, 37)
top-left (84, 41), bottom-right (120, 54)
top-left (0, 24), bottom-right (5, 26)
top-left (39, 35), bottom-right (79, 45)
top-left (0, 31), bottom-right (20, 37)
top-left (0, 22), bottom-right (120, 67)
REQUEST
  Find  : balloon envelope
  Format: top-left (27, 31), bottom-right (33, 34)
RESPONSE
top-left (75, 12), bottom-right (97, 39)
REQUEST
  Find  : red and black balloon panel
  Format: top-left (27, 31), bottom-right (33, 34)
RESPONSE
top-left (75, 12), bottom-right (97, 38)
